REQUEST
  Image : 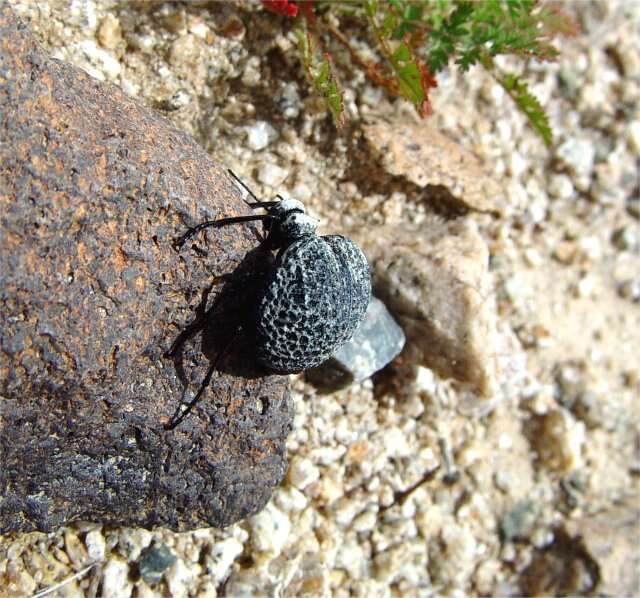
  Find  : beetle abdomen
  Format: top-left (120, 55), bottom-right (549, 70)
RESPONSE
top-left (256, 235), bottom-right (371, 373)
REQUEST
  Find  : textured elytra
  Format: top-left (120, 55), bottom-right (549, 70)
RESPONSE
top-left (256, 234), bottom-right (371, 373)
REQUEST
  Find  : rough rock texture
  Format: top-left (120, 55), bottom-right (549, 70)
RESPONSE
top-left (363, 118), bottom-right (503, 214)
top-left (354, 217), bottom-right (498, 396)
top-left (0, 4), bottom-right (292, 533)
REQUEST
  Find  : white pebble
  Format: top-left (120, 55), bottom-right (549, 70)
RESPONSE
top-left (335, 539), bottom-right (365, 577)
top-left (288, 456), bottom-right (320, 489)
top-left (249, 503), bottom-right (291, 556)
top-left (548, 174), bottom-right (574, 200)
top-left (257, 163), bottom-right (288, 187)
top-left (578, 236), bottom-right (603, 261)
top-left (556, 136), bottom-right (595, 179)
top-left (77, 40), bottom-right (121, 80)
top-left (84, 529), bottom-right (107, 561)
top-left (575, 275), bottom-right (597, 298)
top-left (245, 121), bottom-right (278, 151)
top-left (508, 152), bottom-right (528, 179)
top-left (351, 510), bottom-right (377, 533)
top-left (380, 427), bottom-right (412, 459)
top-left (102, 558), bottom-right (132, 596)
top-left (206, 537), bottom-right (244, 585)
top-left (165, 558), bottom-right (194, 598)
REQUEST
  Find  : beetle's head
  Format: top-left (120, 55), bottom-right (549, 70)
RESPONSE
top-left (267, 198), bottom-right (318, 246)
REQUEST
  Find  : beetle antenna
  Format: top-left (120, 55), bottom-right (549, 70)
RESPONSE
top-left (174, 214), bottom-right (273, 249)
top-left (227, 169), bottom-right (262, 205)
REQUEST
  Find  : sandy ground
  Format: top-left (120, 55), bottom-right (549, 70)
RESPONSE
top-left (1, 1), bottom-right (639, 596)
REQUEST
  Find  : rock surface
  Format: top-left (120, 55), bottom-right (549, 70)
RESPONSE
top-left (354, 217), bottom-right (498, 396)
top-left (0, 4), bottom-right (292, 533)
top-left (363, 118), bottom-right (503, 214)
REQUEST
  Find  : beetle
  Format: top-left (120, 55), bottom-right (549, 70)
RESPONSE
top-left (165, 170), bottom-right (371, 429)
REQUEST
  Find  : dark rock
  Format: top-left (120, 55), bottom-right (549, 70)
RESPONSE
top-left (138, 544), bottom-right (177, 585)
top-left (0, 5), bottom-right (292, 533)
top-left (305, 297), bottom-right (405, 392)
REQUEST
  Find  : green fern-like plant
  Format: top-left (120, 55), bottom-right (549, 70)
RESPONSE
top-left (262, 0), bottom-right (577, 146)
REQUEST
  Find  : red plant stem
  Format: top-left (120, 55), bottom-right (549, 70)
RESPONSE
top-left (326, 24), bottom-right (398, 93)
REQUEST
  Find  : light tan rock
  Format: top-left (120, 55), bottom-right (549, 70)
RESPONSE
top-left (354, 217), bottom-right (498, 396)
top-left (363, 118), bottom-right (503, 213)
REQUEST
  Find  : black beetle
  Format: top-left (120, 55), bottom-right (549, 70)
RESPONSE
top-left (165, 170), bottom-right (371, 428)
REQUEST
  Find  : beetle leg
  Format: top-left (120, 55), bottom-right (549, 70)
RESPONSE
top-left (173, 214), bottom-right (273, 249)
top-left (164, 327), bottom-right (241, 430)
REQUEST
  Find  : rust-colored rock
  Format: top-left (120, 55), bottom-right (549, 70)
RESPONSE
top-left (0, 5), bottom-right (292, 533)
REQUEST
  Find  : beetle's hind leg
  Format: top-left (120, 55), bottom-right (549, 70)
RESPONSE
top-left (164, 327), bottom-right (241, 430)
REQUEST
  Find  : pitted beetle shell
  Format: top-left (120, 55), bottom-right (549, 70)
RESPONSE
top-left (256, 234), bottom-right (371, 373)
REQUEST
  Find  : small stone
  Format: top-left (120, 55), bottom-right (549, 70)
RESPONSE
top-left (85, 530), bottom-right (106, 562)
top-left (618, 279), bottom-right (640, 301)
top-left (205, 537), bottom-right (244, 585)
top-left (575, 275), bottom-right (597, 298)
top-left (168, 34), bottom-right (198, 67)
top-left (524, 248), bottom-right (543, 267)
top-left (138, 544), bottom-right (177, 585)
top-left (245, 120), bottom-right (278, 151)
top-left (577, 235), bottom-right (603, 262)
top-left (248, 503), bottom-right (291, 556)
top-left (278, 83), bottom-right (301, 119)
top-left (363, 118), bottom-right (502, 213)
top-left (117, 528), bottom-right (153, 561)
top-left (305, 297), bottom-right (405, 392)
top-left (102, 557), bottom-right (132, 595)
top-left (335, 538), bottom-right (366, 577)
top-left (380, 426), bottom-right (412, 459)
top-left (556, 136), bottom-right (596, 180)
top-left (531, 528), bottom-right (554, 549)
top-left (627, 120), bottom-right (640, 155)
top-left (274, 486), bottom-right (308, 512)
top-left (165, 557), bottom-right (195, 597)
top-left (555, 363), bottom-right (585, 403)
top-left (611, 226), bottom-right (639, 251)
top-left (500, 501), bottom-right (537, 541)
top-left (97, 14), bottom-right (122, 50)
top-left (548, 174), bottom-right (575, 200)
top-left (529, 409), bottom-right (586, 472)
top-left (553, 240), bottom-right (577, 264)
top-left (508, 151), bottom-right (528, 179)
top-left (257, 162), bottom-right (288, 187)
top-left (288, 456), bottom-right (320, 489)
top-left (64, 530), bottom-right (88, 566)
top-left (354, 218), bottom-right (498, 396)
top-left (77, 39), bottom-right (121, 80)
top-left (351, 510), bottom-right (377, 533)
top-left (241, 56), bottom-right (261, 86)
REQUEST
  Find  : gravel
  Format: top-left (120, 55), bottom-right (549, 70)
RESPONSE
top-left (2, 0), bottom-right (639, 596)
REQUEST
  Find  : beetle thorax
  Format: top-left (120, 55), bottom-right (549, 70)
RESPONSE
top-left (269, 200), bottom-right (318, 244)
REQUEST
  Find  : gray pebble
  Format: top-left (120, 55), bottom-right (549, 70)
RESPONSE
top-left (138, 544), bottom-right (177, 585)
top-left (305, 296), bottom-right (405, 391)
